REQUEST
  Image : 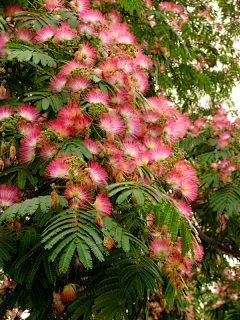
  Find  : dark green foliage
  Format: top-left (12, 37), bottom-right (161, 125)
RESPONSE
top-left (208, 184), bottom-right (240, 216)
top-left (67, 254), bottom-right (162, 320)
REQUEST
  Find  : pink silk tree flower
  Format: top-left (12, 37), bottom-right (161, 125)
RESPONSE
top-left (93, 191), bottom-right (112, 215)
top-left (0, 184), bottom-right (20, 207)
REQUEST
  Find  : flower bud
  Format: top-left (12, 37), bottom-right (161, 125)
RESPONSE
top-left (1, 141), bottom-right (7, 156)
top-left (9, 142), bottom-right (16, 162)
top-left (61, 284), bottom-right (76, 302)
top-left (0, 158), bottom-right (4, 171)
top-left (51, 190), bottom-right (59, 208)
top-left (95, 213), bottom-right (103, 228)
top-left (103, 237), bottom-right (115, 251)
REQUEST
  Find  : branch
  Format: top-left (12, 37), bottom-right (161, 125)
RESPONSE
top-left (196, 226), bottom-right (240, 259)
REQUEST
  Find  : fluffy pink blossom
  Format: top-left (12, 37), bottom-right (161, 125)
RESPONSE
top-left (19, 129), bottom-right (41, 163)
top-left (143, 137), bottom-right (159, 150)
top-left (0, 32), bottom-right (10, 46)
top-left (35, 25), bottom-right (55, 42)
top-left (217, 139), bottom-right (228, 149)
top-left (19, 145), bottom-right (36, 163)
top-left (118, 104), bottom-right (137, 120)
top-left (18, 123), bottom-right (39, 136)
top-left (219, 131), bottom-right (231, 140)
top-left (0, 105), bottom-right (13, 121)
top-left (50, 74), bottom-right (67, 92)
top-left (99, 113), bottom-right (124, 138)
top-left (116, 58), bottom-right (133, 75)
top-left (122, 141), bottom-right (140, 158)
top-left (16, 28), bottom-right (34, 41)
top-left (150, 238), bottom-right (171, 258)
top-left (93, 191), bottom-right (112, 215)
top-left (143, 110), bottom-right (161, 124)
top-left (180, 179), bottom-right (197, 202)
top-left (48, 119), bottom-right (74, 138)
top-left (164, 115), bottom-right (190, 143)
top-left (131, 70), bottom-right (149, 94)
top-left (75, 42), bottom-right (97, 66)
top-left (59, 59), bottom-right (82, 76)
top-left (64, 184), bottom-right (91, 208)
top-left (16, 104), bottom-right (39, 122)
top-left (125, 118), bottom-right (142, 138)
top-left (39, 141), bottom-right (59, 160)
top-left (86, 90), bottom-right (109, 105)
top-left (133, 151), bottom-right (150, 167)
top-left (45, 0), bottom-right (62, 11)
top-left (192, 241), bottom-right (204, 262)
top-left (86, 161), bottom-right (108, 187)
top-left (78, 24), bottom-right (96, 37)
top-left (67, 76), bottom-right (91, 92)
top-left (54, 23), bottom-right (76, 42)
top-left (165, 171), bottom-right (182, 192)
top-left (58, 103), bottom-right (82, 120)
top-left (69, 0), bottom-right (89, 13)
top-left (106, 9), bottom-right (121, 25)
top-left (20, 128), bottom-right (41, 148)
top-left (109, 23), bottom-right (136, 44)
top-left (53, 291), bottom-right (64, 316)
top-left (81, 9), bottom-right (107, 24)
top-left (45, 155), bottom-right (70, 179)
top-left (98, 28), bottom-right (114, 46)
top-left (108, 71), bottom-right (127, 88)
top-left (134, 51), bottom-right (153, 69)
top-left (98, 58), bottom-right (118, 76)
top-left (82, 139), bottom-right (101, 155)
top-left (177, 200), bottom-right (193, 219)
top-left (150, 145), bottom-right (172, 161)
top-left (0, 184), bottom-right (20, 207)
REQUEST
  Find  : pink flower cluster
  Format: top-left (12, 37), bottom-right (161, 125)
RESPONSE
top-left (190, 106), bottom-right (240, 184)
top-left (0, 0), bottom-right (201, 299)
top-left (158, 1), bottom-right (188, 30)
top-left (149, 224), bottom-right (203, 288)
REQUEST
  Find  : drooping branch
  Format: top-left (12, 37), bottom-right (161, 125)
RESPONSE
top-left (196, 226), bottom-right (240, 259)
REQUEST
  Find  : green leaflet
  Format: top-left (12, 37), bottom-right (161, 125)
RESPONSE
top-left (208, 184), bottom-right (240, 216)
top-left (7, 48), bottom-right (57, 68)
top-left (133, 189), bottom-right (145, 205)
top-left (42, 210), bottom-right (106, 273)
top-left (116, 189), bottom-right (134, 204)
top-left (166, 284), bottom-right (175, 309)
top-left (59, 241), bottom-right (76, 274)
top-left (42, 251), bottom-right (56, 284)
top-left (76, 239), bottom-right (93, 270)
top-left (25, 250), bottom-right (45, 289)
top-left (56, 139), bottom-right (92, 160)
top-left (0, 195), bottom-right (68, 223)
top-left (167, 207), bottom-right (180, 242)
top-left (102, 216), bottom-right (148, 253)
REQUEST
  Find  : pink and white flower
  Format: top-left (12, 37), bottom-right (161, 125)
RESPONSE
top-left (93, 191), bottom-right (111, 215)
top-left (0, 105), bottom-right (13, 121)
top-left (86, 161), bottom-right (108, 187)
top-left (86, 90), bottom-right (109, 105)
top-left (0, 184), bottom-right (20, 207)
top-left (50, 74), bottom-right (67, 92)
top-left (67, 76), bottom-right (91, 92)
top-left (45, 155), bottom-right (70, 179)
top-left (35, 25), bottom-right (55, 42)
top-left (17, 104), bottom-right (39, 122)
top-left (150, 145), bottom-right (172, 161)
